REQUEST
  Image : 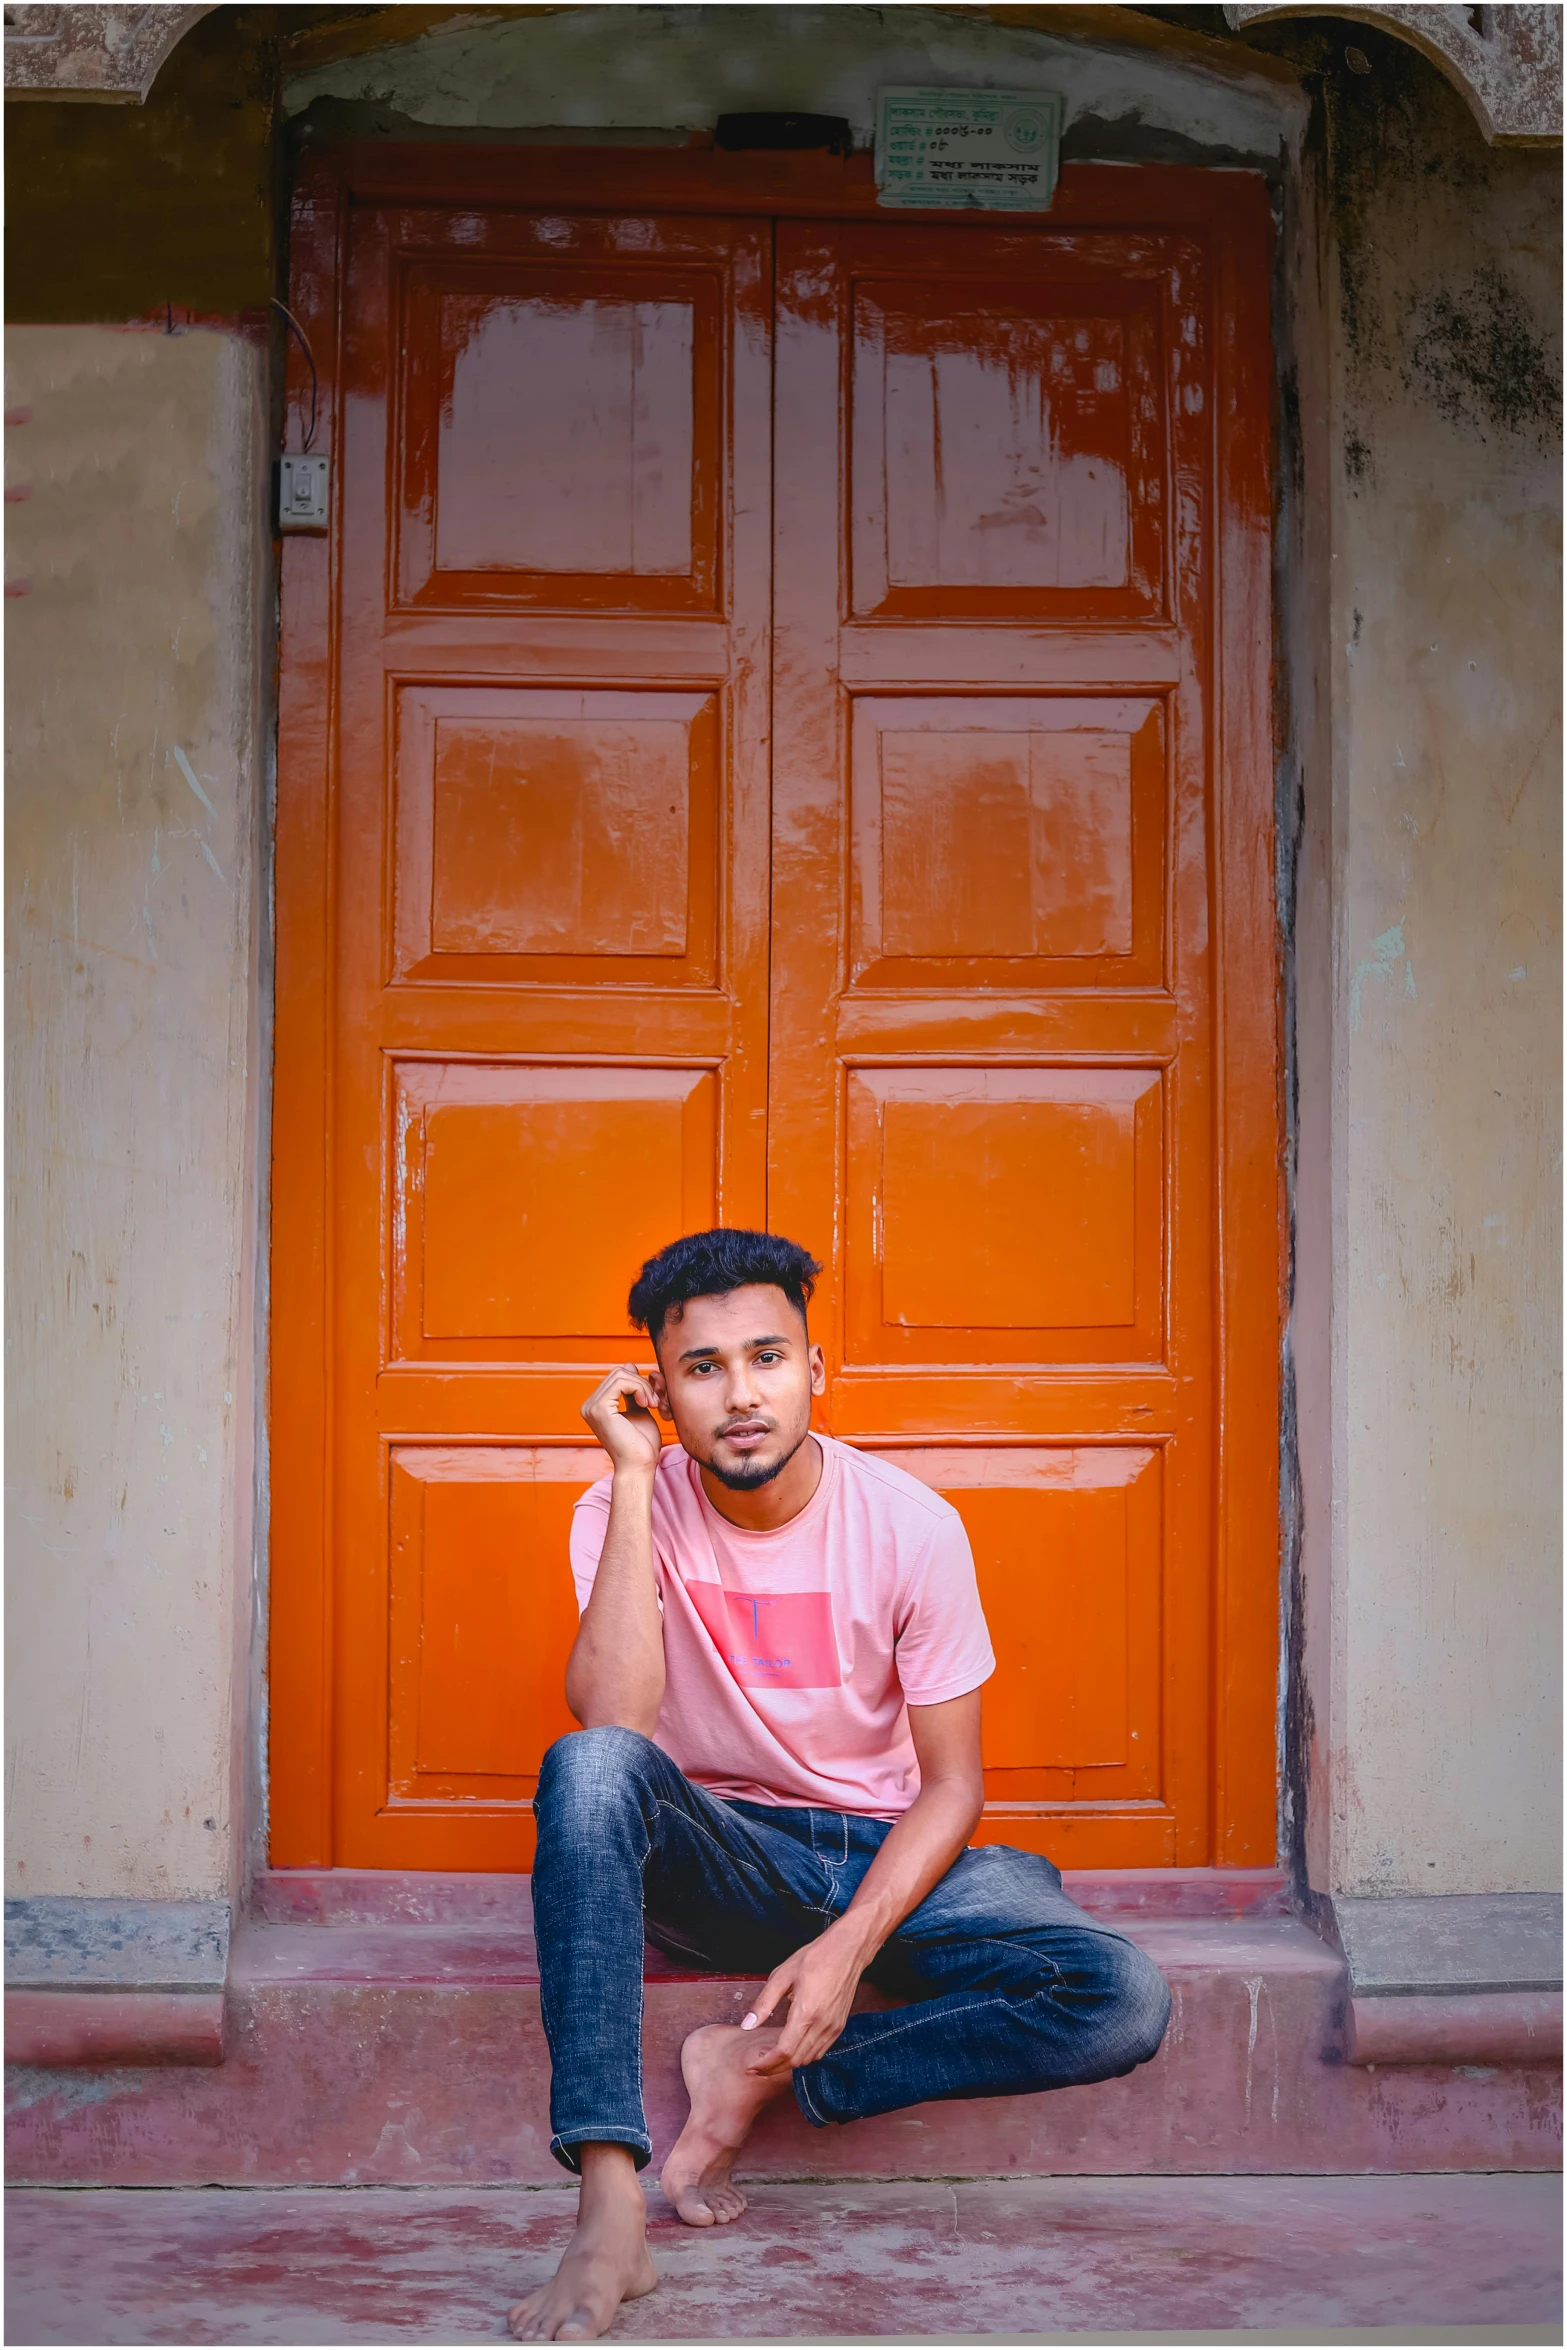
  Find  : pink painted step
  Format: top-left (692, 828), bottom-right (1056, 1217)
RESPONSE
top-left (6, 1871), bottom-right (1559, 2186)
top-left (249, 1865), bottom-right (1295, 1932)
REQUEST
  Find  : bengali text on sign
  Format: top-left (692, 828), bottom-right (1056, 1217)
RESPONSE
top-left (874, 86), bottom-right (1064, 211)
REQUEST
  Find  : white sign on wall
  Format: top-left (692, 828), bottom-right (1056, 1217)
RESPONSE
top-left (874, 86), bottom-right (1064, 212)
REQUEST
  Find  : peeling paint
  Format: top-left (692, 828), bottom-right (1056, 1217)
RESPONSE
top-left (170, 744), bottom-right (218, 822)
top-left (1348, 920), bottom-right (1413, 1029)
top-left (282, 3), bottom-right (1305, 165)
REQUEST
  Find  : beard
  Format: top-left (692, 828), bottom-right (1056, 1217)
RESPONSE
top-left (701, 1421), bottom-right (811, 1491)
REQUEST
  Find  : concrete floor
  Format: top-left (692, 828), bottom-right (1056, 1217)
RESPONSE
top-left (4, 2175), bottom-right (1560, 2345)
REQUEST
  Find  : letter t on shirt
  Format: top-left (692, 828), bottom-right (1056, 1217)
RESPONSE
top-left (569, 1434), bottom-right (995, 1819)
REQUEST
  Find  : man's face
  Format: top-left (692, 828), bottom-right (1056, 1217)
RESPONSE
top-left (649, 1284), bottom-right (826, 1491)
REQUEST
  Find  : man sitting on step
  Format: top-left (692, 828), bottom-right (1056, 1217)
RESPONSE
top-left (509, 1227), bottom-right (1171, 2344)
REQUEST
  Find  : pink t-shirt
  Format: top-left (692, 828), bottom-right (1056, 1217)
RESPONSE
top-left (569, 1434), bottom-right (995, 1819)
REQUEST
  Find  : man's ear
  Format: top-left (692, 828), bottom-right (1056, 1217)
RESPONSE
top-left (808, 1341), bottom-right (827, 1396)
top-left (647, 1361), bottom-right (673, 1419)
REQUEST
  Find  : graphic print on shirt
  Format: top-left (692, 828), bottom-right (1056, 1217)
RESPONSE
top-left (685, 1582), bottom-right (843, 1689)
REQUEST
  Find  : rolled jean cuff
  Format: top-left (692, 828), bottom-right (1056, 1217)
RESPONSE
top-left (792, 2066), bottom-right (833, 2129)
top-left (549, 2126), bottom-right (654, 2174)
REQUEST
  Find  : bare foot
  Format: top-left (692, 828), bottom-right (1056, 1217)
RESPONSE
top-left (659, 2021), bottom-right (792, 2228)
top-left (508, 2145), bottom-right (658, 2342)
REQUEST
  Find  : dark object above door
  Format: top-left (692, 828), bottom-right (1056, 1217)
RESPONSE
top-left (715, 112), bottom-right (853, 155)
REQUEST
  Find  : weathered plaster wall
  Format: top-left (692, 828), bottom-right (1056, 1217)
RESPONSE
top-left (5, 326), bottom-right (268, 1899)
top-left (4, 7), bottom-right (279, 326)
top-left (1294, 34), bottom-right (1561, 1896)
top-left (281, 1), bottom-right (1302, 161)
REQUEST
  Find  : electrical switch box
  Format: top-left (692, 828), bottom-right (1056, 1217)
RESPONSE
top-left (276, 453), bottom-right (330, 534)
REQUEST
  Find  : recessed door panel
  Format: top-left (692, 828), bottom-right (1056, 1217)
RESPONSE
top-left (397, 257), bottom-right (722, 610)
top-left (845, 1064), bottom-right (1164, 1363)
top-left (388, 1447), bottom-right (598, 1802)
top-left (877, 1447), bottom-right (1162, 1798)
top-left (851, 696), bottom-right (1165, 987)
top-left (392, 1061), bottom-right (718, 1360)
top-left (392, 685), bottom-right (719, 986)
top-left (851, 277), bottom-right (1166, 620)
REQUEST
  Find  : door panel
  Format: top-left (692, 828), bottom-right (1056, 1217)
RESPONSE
top-left (849, 696), bottom-right (1165, 986)
top-left (326, 200), bottom-right (771, 1866)
top-left (387, 1446), bottom-right (592, 1802)
top-left (844, 1064), bottom-right (1164, 1364)
top-left (391, 1061), bottom-right (718, 1361)
top-left (878, 1446), bottom-right (1164, 1799)
top-left (849, 275), bottom-right (1166, 619)
top-left (397, 259), bottom-right (723, 611)
top-left (771, 217), bottom-right (1216, 1862)
top-left (392, 685), bottom-right (721, 985)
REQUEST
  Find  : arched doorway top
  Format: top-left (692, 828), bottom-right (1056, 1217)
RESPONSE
top-left (1224, 3), bottom-right (1561, 144)
top-left (3, 4), bottom-right (217, 103)
top-left (4, 2), bottom-right (1559, 146)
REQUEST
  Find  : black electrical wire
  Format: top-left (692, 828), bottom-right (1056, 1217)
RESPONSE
top-left (270, 298), bottom-right (320, 454)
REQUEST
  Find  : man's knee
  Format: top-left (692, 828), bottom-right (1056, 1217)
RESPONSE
top-left (1095, 1936), bottom-right (1171, 2071)
top-left (534, 1724), bottom-right (663, 1824)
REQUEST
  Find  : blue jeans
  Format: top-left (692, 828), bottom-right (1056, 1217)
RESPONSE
top-left (531, 1725), bottom-right (1171, 2174)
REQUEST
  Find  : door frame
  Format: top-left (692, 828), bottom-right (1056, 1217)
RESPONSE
top-left (269, 143), bottom-right (1282, 1870)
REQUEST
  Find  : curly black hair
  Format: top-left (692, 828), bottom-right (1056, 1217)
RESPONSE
top-left (627, 1227), bottom-right (822, 1349)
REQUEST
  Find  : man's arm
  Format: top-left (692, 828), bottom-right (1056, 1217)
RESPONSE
top-left (739, 1689), bottom-right (985, 2076)
top-left (564, 1363), bottom-right (667, 1736)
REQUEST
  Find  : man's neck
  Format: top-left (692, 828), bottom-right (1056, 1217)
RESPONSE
top-left (698, 1432), bottom-right (824, 1533)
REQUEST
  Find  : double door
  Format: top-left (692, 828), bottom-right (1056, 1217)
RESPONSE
top-left (271, 151), bottom-right (1280, 1873)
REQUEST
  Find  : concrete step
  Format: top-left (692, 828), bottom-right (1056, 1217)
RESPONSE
top-left (5, 1871), bottom-right (1559, 2185)
top-left (248, 1864), bottom-right (1297, 1931)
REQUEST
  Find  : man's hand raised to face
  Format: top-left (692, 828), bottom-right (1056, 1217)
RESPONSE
top-left (567, 1365), bottom-right (669, 1736)
top-left (581, 1362), bottom-right (665, 1476)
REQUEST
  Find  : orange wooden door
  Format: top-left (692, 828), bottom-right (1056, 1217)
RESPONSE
top-left (273, 178), bottom-right (772, 1867)
top-left (769, 203), bottom-right (1278, 1867)
top-left (272, 154), bottom-right (1278, 1873)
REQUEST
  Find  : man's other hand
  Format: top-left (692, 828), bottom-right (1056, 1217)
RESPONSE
top-left (581, 1363), bottom-right (665, 1475)
top-left (734, 1693), bottom-right (985, 2079)
top-left (738, 1918), bottom-right (869, 2075)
